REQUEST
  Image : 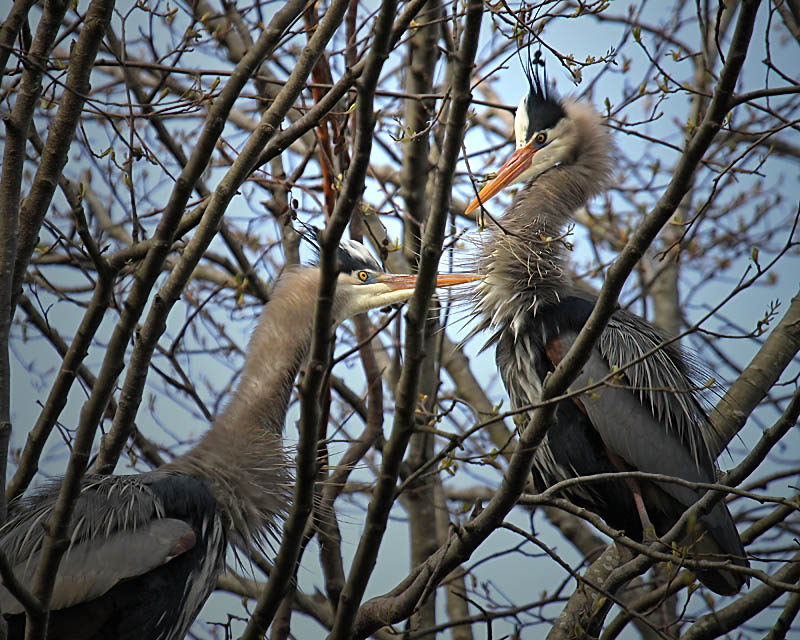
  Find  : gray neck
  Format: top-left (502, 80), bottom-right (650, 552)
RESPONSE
top-left (474, 103), bottom-right (614, 337)
top-left (168, 268), bottom-right (319, 550)
top-left (473, 167), bottom-right (583, 336)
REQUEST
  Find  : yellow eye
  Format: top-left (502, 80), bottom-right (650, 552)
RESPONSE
top-left (357, 270), bottom-right (369, 282)
top-left (534, 132), bottom-right (547, 145)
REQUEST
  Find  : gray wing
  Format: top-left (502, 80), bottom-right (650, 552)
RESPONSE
top-left (602, 310), bottom-right (719, 464)
top-left (0, 518), bottom-right (195, 614)
top-left (555, 311), bottom-right (725, 510)
top-left (557, 324), bottom-right (745, 554)
top-left (0, 473), bottom-right (195, 614)
top-left (558, 322), bottom-right (747, 592)
top-left (558, 329), bottom-right (716, 501)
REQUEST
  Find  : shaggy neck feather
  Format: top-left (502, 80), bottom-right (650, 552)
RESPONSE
top-left (475, 101), bottom-right (614, 336)
top-left (168, 268), bottom-right (320, 549)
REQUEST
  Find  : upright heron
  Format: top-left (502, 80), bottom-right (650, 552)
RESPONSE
top-left (0, 238), bottom-right (479, 639)
top-left (465, 67), bottom-right (748, 595)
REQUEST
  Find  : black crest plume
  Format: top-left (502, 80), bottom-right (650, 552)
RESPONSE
top-left (298, 223), bottom-right (382, 274)
top-left (520, 48), bottom-right (565, 134)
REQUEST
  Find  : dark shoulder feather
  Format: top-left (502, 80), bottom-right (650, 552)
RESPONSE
top-left (601, 308), bottom-right (718, 466)
top-left (522, 50), bottom-right (565, 133)
top-left (523, 294), bottom-right (717, 467)
top-left (0, 471), bottom-right (216, 564)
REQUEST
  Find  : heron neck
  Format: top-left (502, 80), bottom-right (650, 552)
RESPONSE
top-left (475, 110), bottom-right (615, 333)
top-left (213, 268), bottom-right (318, 440)
top-left (168, 267), bottom-right (319, 548)
top-left (474, 100), bottom-right (614, 335)
top-left (474, 169), bottom-right (581, 333)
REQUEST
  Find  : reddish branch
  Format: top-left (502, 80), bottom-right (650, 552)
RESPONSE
top-left (18, 3), bottom-right (311, 637)
top-left (329, 2), bottom-right (484, 638)
top-left (304, 6), bottom-right (338, 220)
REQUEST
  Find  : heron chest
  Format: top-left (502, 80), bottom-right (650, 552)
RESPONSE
top-left (495, 327), bottom-right (548, 414)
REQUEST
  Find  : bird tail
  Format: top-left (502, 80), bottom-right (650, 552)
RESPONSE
top-left (688, 502), bottom-right (749, 595)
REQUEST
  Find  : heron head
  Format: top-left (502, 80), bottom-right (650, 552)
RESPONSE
top-left (465, 70), bottom-right (589, 215)
top-left (309, 238), bottom-right (480, 321)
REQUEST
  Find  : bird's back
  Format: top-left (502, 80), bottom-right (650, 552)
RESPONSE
top-left (495, 296), bottom-right (646, 536)
top-left (2, 472), bottom-right (225, 640)
top-left (495, 293), bottom-right (748, 594)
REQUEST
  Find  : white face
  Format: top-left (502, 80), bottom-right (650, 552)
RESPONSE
top-left (514, 94), bottom-right (530, 150)
top-left (513, 113), bottom-right (575, 186)
top-left (333, 271), bottom-right (415, 323)
top-left (465, 94), bottom-right (587, 216)
top-left (333, 270), bottom-right (481, 323)
top-left (340, 282), bottom-right (414, 319)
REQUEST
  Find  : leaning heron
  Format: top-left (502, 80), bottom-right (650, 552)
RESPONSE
top-left (464, 67), bottom-right (748, 595)
top-left (0, 238), bottom-right (479, 639)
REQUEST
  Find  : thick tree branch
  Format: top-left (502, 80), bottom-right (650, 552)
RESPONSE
top-left (709, 288), bottom-right (800, 455)
top-left (0, 0), bottom-right (70, 539)
top-left (240, 0), bottom-right (396, 634)
top-left (10, 0), bottom-right (115, 317)
top-left (335, 2), bottom-right (484, 634)
top-left (680, 550), bottom-right (800, 640)
top-left (21, 4), bottom-right (310, 637)
top-left (0, 0), bottom-right (36, 86)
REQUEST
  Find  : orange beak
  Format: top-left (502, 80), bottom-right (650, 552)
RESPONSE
top-left (465, 143), bottom-right (538, 215)
top-left (378, 272), bottom-right (482, 291)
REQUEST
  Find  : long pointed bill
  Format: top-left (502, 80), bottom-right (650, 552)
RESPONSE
top-left (465, 144), bottom-right (538, 215)
top-left (378, 273), bottom-right (482, 291)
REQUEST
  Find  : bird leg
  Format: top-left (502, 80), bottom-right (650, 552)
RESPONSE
top-left (628, 483), bottom-right (656, 540)
top-left (605, 449), bottom-right (656, 541)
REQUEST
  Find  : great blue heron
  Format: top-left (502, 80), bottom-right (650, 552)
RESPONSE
top-left (0, 239), bottom-right (479, 639)
top-left (464, 68), bottom-right (748, 595)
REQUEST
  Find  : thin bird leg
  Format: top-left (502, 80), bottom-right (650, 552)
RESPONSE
top-left (605, 449), bottom-right (655, 539)
top-left (629, 483), bottom-right (655, 537)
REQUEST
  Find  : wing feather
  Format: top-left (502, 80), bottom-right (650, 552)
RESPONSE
top-left (0, 472), bottom-right (199, 615)
top-left (602, 309), bottom-right (720, 465)
top-left (0, 518), bottom-right (195, 614)
top-left (557, 329), bottom-right (746, 571)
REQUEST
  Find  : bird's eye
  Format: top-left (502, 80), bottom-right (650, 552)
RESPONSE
top-left (357, 270), bottom-right (370, 282)
top-left (534, 132), bottom-right (547, 145)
